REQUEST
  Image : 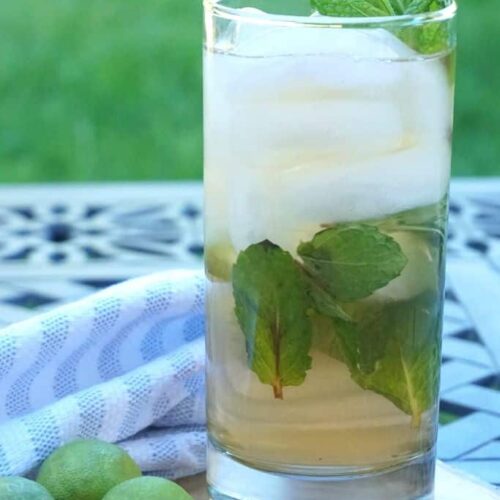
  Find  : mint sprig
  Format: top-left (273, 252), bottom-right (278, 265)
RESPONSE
top-left (231, 220), bottom-right (440, 424)
top-left (231, 223), bottom-right (407, 400)
top-left (311, 0), bottom-right (397, 17)
top-left (311, 0), bottom-right (451, 54)
top-left (232, 241), bottom-right (313, 399)
top-left (312, 0), bottom-right (445, 17)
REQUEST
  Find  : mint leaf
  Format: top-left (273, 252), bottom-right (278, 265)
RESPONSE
top-left (311, 0), bottom-right (437, 17)
top-left (403, 0), bottom-right (434, 14)
top-left (327, 318), bottom-right (361, 366)
top-left (350, 302), bottom-right (391, 373)
top-left (311, 0), bottom-right (395, 17)
top-left (232, 240), bottom-right (313, 399)
top-left (399, 1), bottom-right (451, 54)
top-left (335, 293), bottom-right (441, 425)
top-left (305, 275), bottom-right (352, 322)
top-left (312, 0), bottom-right (444, 16)
top-left (311, 0), bottom-right (452, 54)
top-left (373, 199), bottom-right (447, 235)
top-left (407, 22), bottom-right (449, 55)
top-left (313, 305), bottom-right (388, 374)
top-left (298, 224), bottom-right (407, 302)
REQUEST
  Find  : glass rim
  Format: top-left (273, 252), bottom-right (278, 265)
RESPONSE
top-left (205, 0), bottom-right (457, 28)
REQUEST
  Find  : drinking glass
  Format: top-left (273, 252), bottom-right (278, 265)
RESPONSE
top-left (204, 1), bottom-right (457, 498)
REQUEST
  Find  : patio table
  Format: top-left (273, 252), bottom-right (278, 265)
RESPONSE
top-left (0, 179), bottom-right (499, 494)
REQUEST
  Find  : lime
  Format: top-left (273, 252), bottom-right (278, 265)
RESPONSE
top-left (102, 476), bottom-right (193, 500)
top-left (205, 242), bottom-right (236, 282)
top-left (0, 476), bottom-right (54, 499)
top-left (36, 439), bottom-right (141, 500)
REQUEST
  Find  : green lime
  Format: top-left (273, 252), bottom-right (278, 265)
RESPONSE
top-left (36, 439), bottom-right (141, 500)
top-left (0, 476), bottom-right (54, 499)
top-left (102, 476), bottom-right (193, 500)
top-left (206, 241), bottom-right (236, 282)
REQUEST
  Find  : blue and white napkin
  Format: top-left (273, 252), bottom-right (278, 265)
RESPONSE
top-left (0, 270), bottom-right (206, 479)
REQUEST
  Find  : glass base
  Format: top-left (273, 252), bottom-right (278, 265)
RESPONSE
top-left (207, 441), bottom-right (435, 500)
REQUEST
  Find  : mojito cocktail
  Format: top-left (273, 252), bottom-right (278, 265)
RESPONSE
top-left (204, 1), bottom-right (456, 498)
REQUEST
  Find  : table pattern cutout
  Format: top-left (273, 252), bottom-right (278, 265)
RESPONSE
top-left (0, 181), bottom-right (498, 487)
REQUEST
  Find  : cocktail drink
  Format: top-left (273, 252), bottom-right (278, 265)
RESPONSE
top-left (204, 1), bottom-right (457, 498)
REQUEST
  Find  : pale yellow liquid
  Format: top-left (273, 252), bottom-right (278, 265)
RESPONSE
top-left (206, 276), bottom-right (438, 473)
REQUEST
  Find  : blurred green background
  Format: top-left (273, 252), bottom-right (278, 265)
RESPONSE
top-left (0, 0), bottom-right (497, 182)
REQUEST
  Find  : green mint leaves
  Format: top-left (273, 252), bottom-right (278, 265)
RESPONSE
top-left (298, 224), bottom-right (407, 302)
top-left (320, 295), bottom-right (441, 425)
top-left (310, 0), bottom-right (451, 55)
top-left (232, 241), bottom-right (313, 399)
top-left (351, 294), bottom-right (441, 427)
top-left (311, 0), bottom-right (397, 17)
top-left (231, 219), bottom-right (440, 425)
top-left (311, 0), bottom-right (444, 17)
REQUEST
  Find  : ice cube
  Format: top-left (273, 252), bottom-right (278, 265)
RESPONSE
top-left (211, 26), bottom-right (418, 162)
top-left (228, 138), bottom-right (450, 253)
top-left (218, 23), bottom-right (448, 173)
top-left (374, 231), bottom-right (441, 301)
top-left (228, 166), bottom-right (322, 253)
top-left (206, 21), bottom-right (452, 253)
top-left (231, 12), bottom-right (413, 59)
top-left (275, 138), bottom-right (451, 223)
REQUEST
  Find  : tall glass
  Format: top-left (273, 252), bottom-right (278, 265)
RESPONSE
top-left (204, 1), bottom-right (456, 498)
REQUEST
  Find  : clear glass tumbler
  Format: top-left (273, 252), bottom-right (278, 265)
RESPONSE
top-left (204, 1), bottom-right (457, 498)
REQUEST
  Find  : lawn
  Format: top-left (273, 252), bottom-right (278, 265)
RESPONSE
top-left (0, 0), bottom-right (497, 182)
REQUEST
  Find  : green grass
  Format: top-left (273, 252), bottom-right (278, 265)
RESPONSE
top-left (453, 0), bottom-right (500, 175)
top-left (0, 0), bottom-right (203, 182)
top-left (0, 0), bottom-right (497, 182)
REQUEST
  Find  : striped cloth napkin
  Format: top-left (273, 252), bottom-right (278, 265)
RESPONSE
top-left (0, 270), bottom-right (206, 479)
